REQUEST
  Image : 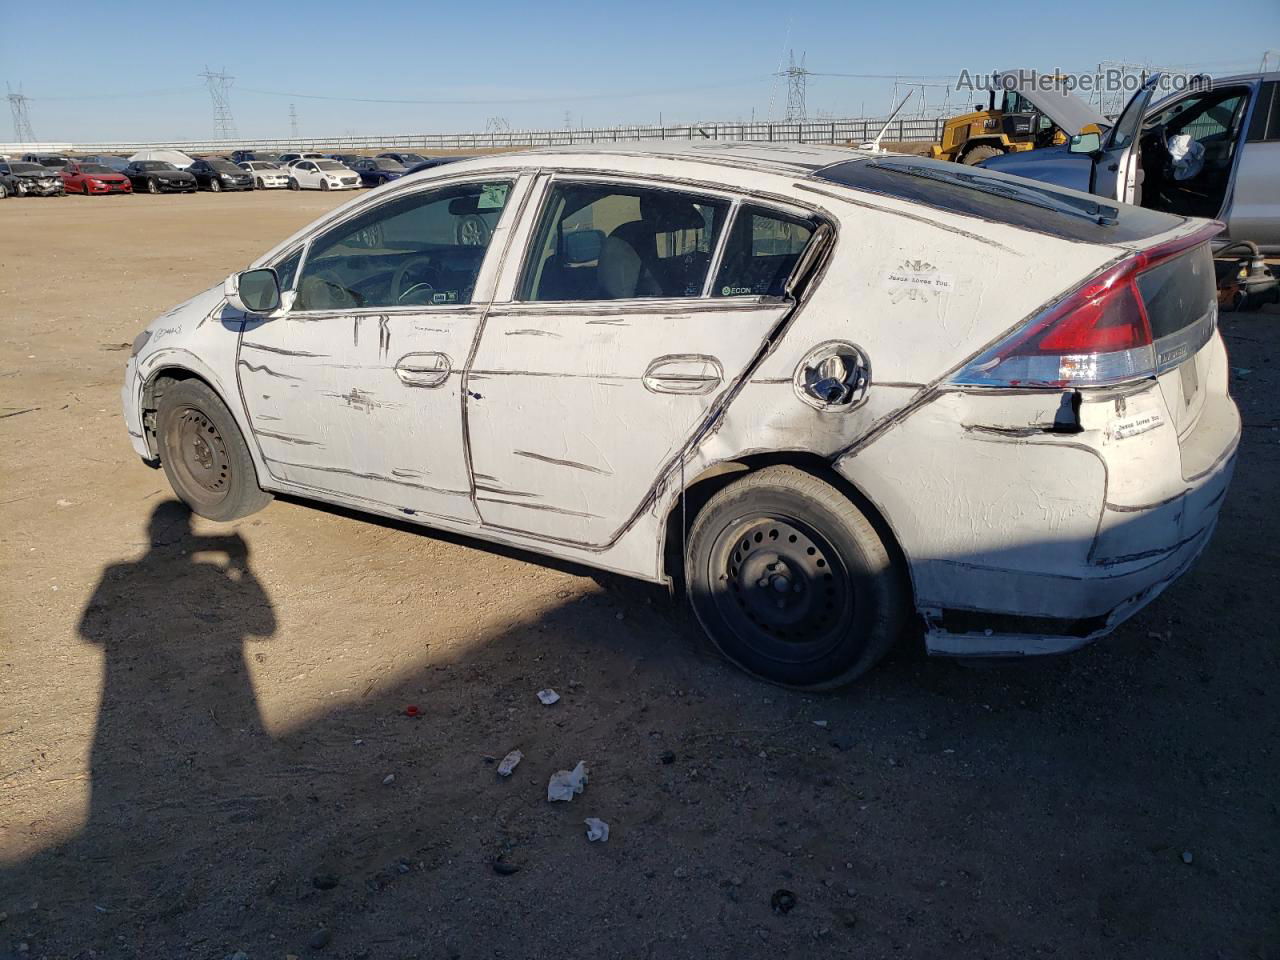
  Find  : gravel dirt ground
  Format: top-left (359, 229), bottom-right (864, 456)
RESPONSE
top-left (1, 191), bottom-right (1278, 960)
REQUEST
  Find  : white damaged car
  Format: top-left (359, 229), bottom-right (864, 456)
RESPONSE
top-left (286, 158), bottom-right (361, 192)
top-left (121, 143), bottom-right (1239, 687)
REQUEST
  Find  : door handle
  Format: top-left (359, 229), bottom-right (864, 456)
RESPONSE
top-left (642, 355), bottom-right (723, 395)
top-left (395, 352), bottom-right (452, 388)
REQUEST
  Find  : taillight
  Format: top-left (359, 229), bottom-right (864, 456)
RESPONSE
top-left (950, 222), bottom-right (1223, 388)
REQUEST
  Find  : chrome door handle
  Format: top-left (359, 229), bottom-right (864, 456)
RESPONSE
top-left (642, 355), bottom-right (723, 395)
top-left (395, 352), bottom-right (452, 388)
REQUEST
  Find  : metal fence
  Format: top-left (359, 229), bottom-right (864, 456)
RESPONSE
top-left (1, 116), bottom-right (947, 157)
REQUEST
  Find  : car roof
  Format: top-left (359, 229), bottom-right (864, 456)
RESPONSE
top-left (453, 141), bottom-right (874, 177)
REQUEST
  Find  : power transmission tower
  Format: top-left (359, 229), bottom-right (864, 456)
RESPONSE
top-left (289, 103), bottom-right (299, 140)
top-left (7, 83), bottom-right (35, 143)
top-left (781, 51), bottom-right (809, 122)
top-left (198, 66), bottom-right (238, 139)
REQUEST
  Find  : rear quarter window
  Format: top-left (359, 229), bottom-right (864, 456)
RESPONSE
top-left (713, 206), bottom-right (816, 297)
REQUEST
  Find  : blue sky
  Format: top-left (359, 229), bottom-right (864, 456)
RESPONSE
top-left (4, 0), bottom-right (1274, 142)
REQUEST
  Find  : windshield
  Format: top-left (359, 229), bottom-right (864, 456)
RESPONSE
top-left (139, 161), bottom-right (174, 171)
top-left (79, 164), bottom-right (113, 174)
top-left (251, 162), bottom-right (280, 170)
top-left (374, 158), bottom-right (405, 171)
top-left (315, 160), bottom-right (346, 171)
top-left (11, 163), bottom-right (43, 174)
top-left (209, 160), bottom-right (239, 173)
top-left (401, 154), bottom-right (427, 164)
top-left (38, 157), bottom-right (68, 166)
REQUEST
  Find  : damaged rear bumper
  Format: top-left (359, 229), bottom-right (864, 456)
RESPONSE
top-left (920, 508), bottom-right (1226, 656)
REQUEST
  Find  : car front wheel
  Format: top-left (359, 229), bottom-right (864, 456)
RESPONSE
top-left (157, 379), bottom-right (272, 522)
top-left (209, 179), bottom-right (221, 192)
top-left (288, 178), bottom-right (299, 191)
top-left (685, 465), bottom-right (906, 689)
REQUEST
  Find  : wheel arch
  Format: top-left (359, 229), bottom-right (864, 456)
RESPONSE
top-left (659, 451), bottom-right (916, 611)
top-left (138, 362), bottom-right (257, 476)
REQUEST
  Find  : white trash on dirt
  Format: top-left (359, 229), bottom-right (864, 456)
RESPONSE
top-left (497, 750), bottom-right (524, 777)
top-left (547, 761), bottom-right (589, 801)
top-left (536, 688), bottom-right (561, 705)
top-left (584, 817), bottom-right (610, 842)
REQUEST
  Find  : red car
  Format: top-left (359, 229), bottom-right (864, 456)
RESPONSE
top-left (61, 162), bottom-right (133, 196)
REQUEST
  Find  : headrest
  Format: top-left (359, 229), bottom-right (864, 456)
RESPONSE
top-left (639, 197), bottom-right (708, 232)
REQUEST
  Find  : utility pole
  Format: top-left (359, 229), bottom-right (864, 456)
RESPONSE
top-left (289, 103), bottom-right (299, 140)
top-left (198, 66), bottom-right (238, 140)
top-left (781, 51), bottom-right (809, 122)
top-left (6, 83), bottom-right (35, 143)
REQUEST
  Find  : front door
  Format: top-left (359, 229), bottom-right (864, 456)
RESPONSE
top-left (466, 178), bottom-right (821, 547)
top-left (237, 175), bottom-right (524, 522)
top-left (1094, 74), bottom-right (1163, 202)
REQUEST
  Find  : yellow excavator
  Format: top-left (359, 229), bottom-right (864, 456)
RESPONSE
top-left (931, 72), bottom-right (1092, 165)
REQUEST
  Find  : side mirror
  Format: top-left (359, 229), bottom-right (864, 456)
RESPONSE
top-left (224, 268), bottom-right (282, 315)
top-left (1069, 131), bottom-right (1101, 154)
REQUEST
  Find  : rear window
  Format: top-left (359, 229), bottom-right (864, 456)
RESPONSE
top-left (1137, 243), bottom-right (1216, 340)
top-left (813, 156), bottom-right (1185, 245)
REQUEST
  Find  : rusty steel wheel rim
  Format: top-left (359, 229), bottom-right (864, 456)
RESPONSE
top-left (709, 515), bottom-right (855, 662)
top-left (168, 406), bottom-right (231, 507)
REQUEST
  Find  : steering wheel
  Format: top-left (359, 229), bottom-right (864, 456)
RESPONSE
top-left (390, 255), bottom-right (441, 306)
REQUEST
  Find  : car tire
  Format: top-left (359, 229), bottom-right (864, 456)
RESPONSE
top-left (256, 177), bottom-right (264, 189)
top-left (456, 214), bottom-right (491, 247)
top-left (320, 180), bottom-right (329, 191)
top-left (147, 178), bottom-right (159, 195)
top-left (209, 179), bottom-right (221, 193)
top-left (961, 144), bottom-right (1003, 165)
top-left (289, 178), bottom-right (299, 191)
top-left (685, 465), bottom-right (906, 689)
top-left (0, 182), bottom-right (7, 199)
top-left (157, 379), bottom-right (272, 523)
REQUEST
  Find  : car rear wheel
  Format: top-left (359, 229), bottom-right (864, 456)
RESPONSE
top-left (685, 465), bottom-right (906, 689)
top-left (209, 179), bottom-right (221, 193)
top-left (147, 178), bottom-right (159, 194)
top-left (157, 379), bottom-right (272, 522)
top-left (961, 144), bottom-right (1003, 165)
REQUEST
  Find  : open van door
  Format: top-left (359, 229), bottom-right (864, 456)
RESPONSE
top-left (1094, 73), bottom-right (1162, 202)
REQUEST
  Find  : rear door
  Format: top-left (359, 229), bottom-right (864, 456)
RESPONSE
top-left (1095, 74), bottom-right (1163, 202)
top-left (1230, 78), bottom-right (1280, 249)
top-left (465, 175), bottom-right (819, 547)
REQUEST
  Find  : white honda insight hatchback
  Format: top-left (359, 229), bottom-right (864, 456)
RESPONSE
top-left (121, 142), bottom-right (1239, 687)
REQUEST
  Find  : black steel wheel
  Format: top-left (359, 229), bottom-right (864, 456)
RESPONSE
top-left (686, 466), bottom-right (905, 688)
top-left (157, 379), bottom-right (271, 522)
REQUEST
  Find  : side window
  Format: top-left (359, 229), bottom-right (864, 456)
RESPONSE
top-left (293, 180), bottom-right (513, 311)
top-left (713, 206), bottom-right (816, 298)
top-left (274, 248), bottom-right (303, 292)
top-left (1246, 81), bottom-right (1278, 143)
top-left (521, 182), bottom-right (727, 302)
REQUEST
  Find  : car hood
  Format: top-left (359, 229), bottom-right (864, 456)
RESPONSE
top-left (153, 170), bottom-right (196, 178)
top-left (12, 170), bottom-right (59, 178)
top-left (994, 70), bottom-right (1109, 135)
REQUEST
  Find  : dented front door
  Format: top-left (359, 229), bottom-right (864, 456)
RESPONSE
top-left (237, 308), bottom-right (484, 521)
top-left (236, 176), bottom-right (526, 522)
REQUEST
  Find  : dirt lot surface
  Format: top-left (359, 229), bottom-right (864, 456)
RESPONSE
top-left (1, 191), bottom-right (1278, 960)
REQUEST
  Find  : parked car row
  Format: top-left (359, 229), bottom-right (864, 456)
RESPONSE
top-left (0, 149), bottom-right (467, 198)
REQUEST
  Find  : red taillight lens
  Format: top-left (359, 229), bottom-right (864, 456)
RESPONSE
top-left (950, 222), bottom-right (1222, 388)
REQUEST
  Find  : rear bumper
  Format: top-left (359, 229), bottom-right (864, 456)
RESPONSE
top-left (920, 460), bottom-right (1233, 657)
top-left (837, 358), bottom-right (1240, 658)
